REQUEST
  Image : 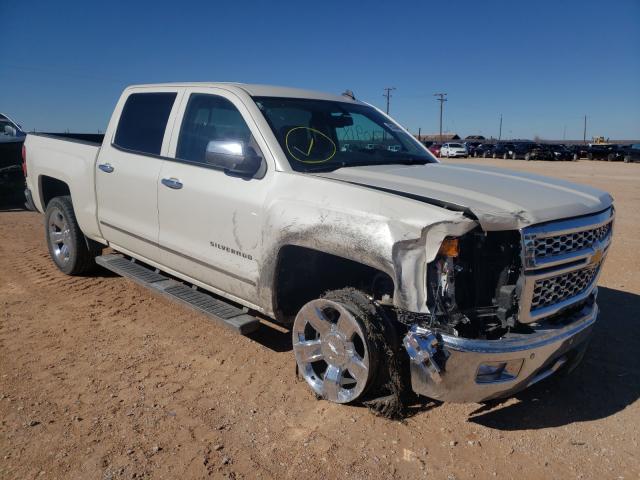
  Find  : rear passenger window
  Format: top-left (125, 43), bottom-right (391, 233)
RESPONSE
top-left (176, 94), bottom-right (254, 164)
top-left (114, 92), bottom-right (177, 155)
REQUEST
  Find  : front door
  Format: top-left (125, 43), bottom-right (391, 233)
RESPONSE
top-left (157, 88), bottom-right (272, 306)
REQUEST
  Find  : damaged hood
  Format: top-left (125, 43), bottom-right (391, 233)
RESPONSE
top-left (313, 163), bottom-right (613, 230)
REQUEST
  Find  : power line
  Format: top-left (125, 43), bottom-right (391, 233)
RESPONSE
top-left (383, 87), bottom-right (396, 114)
top-left (433, 93), bottom-right (447, 142)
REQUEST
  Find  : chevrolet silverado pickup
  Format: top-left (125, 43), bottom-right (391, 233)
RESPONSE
top-left (23, 83), bottom-right (614, 409)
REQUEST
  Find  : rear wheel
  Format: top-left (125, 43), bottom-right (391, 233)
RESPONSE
top-left (292, 289), bottom-right (398, 405)
top-left (45, 196), bottom-right (102, 275)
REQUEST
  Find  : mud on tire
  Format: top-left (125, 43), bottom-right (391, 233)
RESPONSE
top-left (293, 288), bottom-right (408, 418)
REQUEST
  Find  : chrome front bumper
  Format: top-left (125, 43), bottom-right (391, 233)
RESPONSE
top-left (403, 299), bottom-right (597, 403)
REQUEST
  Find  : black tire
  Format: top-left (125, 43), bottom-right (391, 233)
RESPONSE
top-left (322, 289), bottom-right (406, 416)
top-left (587, 152), bottom-right (593, 160)
top-left (293, 288), bottom-right (406, 416)
top-left (45, 196), bottom-right (102, 275)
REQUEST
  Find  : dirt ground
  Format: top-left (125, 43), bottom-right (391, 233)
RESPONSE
top-left (1, 158), bottom-right (639, 480)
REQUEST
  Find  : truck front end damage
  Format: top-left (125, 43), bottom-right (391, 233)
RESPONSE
top-left (401, 207), bottom-right (614, 403)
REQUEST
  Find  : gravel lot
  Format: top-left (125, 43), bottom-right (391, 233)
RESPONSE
top-left (1, 158), bottom-right (638, 479)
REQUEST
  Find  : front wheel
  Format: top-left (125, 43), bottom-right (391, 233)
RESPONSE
top-left (45, 196), bottom-right (102, 275)
top-left (292, 289), bottom-right (397, 405)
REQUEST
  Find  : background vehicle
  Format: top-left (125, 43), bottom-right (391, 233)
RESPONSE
top-left (463, 141), bottom-right (481, 156)
top-left (473, 143), bottom-right (494, 157)
top-left (489, 142), bottom-right (515, 159)
top-left (587, 144), bottom-right (612, 160)
top-left (620, 144), bottom-right (640, 163)
top-left (567, 144), bottom-right (589, 160)
top-left (0, 113), bottom-right (27, 206)
top-left (511, 142), bottom-right (538, 160)
top-left (428, 143), bottom-right (442, 156)
top-left (548, 144), bottom-right (573, 161)
top-left (23, 82), bottom-right (614, 410)
top-left (440, 142), bottom-right (467, 158)
top-left (606, 145), bottom-right (631, 162)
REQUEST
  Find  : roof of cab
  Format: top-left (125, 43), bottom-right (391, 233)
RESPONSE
top-left (125, 82), bottom-right (358, 103)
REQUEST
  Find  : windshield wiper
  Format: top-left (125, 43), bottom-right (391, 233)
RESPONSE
top-left (300, 158), bottom-right (431, 173)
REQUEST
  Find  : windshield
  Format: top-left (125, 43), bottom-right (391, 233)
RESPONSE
top-left (253, 97), bottom-right (434, 172)
top-left (448, 143), bottom-right (463, 148)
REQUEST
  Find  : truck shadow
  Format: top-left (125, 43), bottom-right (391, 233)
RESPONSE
top-left (469, 286), bottom-right (640, 430)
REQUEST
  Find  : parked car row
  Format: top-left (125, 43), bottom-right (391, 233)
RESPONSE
top-left (425, 140), bottom-right (639, 163)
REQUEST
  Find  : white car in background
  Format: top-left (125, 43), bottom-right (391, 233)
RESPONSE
top-left (441, 142), bottom-right (467, 158)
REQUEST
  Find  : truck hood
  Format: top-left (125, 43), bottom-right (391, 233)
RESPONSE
top-left (313, 163), bottom-right (613, 230)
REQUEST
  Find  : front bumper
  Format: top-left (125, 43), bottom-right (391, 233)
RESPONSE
top-left (403, 300), bottom-right (597, 403)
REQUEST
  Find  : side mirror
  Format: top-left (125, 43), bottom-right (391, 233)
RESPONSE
top-left (205, 140), bottom-right (262, 178)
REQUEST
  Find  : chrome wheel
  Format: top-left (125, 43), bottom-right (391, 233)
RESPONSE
top-left (293, 298), bottom-right (370, 403)
top-left (48, 206), bottom-right (72, 264)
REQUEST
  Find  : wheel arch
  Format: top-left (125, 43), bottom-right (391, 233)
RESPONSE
top-left (271, 244), bottom-right (395, 324)
top-left (39, 175), bottom-right (71, 209)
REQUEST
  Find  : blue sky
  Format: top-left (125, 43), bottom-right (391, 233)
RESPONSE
top-left (1, 0), bottom-right (639, 139)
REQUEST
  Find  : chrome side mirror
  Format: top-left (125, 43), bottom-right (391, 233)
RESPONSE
top-left (205, 140), bottom-right (262, 178)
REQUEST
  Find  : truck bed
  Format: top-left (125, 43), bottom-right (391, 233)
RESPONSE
top-left (24, 132), bottom-right (104, 242)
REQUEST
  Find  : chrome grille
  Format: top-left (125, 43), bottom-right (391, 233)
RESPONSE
top-left (519, 207), bottom-right (614, 323)
top-left (531, 264), bottom-right (600, 310)
top-left (533, 222), bottom-right (612, 259)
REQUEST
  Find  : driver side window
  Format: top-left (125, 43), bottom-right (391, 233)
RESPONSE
top-left (176, 94), bottom-right (257, 165)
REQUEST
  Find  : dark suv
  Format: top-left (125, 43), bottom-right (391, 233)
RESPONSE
top-left (587, 144), bottom-right (612, 160)
top-left (606, 145), bottom-right (631, 162)
top-left (511, 142), bottom-right (538, 160)
top-left (489, 143), bottom-right (515, 159)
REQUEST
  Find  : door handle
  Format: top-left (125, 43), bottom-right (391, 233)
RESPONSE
top-left (98, 163), bottom-right (114, 173)
top-left (161, 178), bottom-right (183, 189)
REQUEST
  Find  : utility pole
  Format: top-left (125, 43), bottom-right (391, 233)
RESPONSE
top-left (383, 87), bottom-right (396, 114)
top-left (583, 115), bottom-right (587, 144)
top-left (498, 114), bottom-right (503, 141)
top-left (433, 93), bottom-right (447, 142)
top-left (418, 127), bottom-right (421, 141)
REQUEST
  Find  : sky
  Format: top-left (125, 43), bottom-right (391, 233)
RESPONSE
top-left (1, 0), bottom-right (639, 140)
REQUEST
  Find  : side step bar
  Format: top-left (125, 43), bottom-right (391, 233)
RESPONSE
top-left (95, 254), bottom-right (260, 335)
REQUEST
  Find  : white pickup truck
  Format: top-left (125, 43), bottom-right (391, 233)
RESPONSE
top-left (23, 83), bottom-right (614, 411)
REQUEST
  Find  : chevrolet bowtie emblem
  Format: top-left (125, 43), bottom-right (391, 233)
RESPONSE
top-left (589, 248), bottom-right (604, 266)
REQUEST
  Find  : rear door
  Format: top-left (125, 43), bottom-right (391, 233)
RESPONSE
top-left (157, 87), bottom-right (272, 305)
top-left (96, 88), bottom-right (182, 263)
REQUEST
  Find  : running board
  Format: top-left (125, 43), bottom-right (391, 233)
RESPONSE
top-left (95, 254), bottom-right (260, 335)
